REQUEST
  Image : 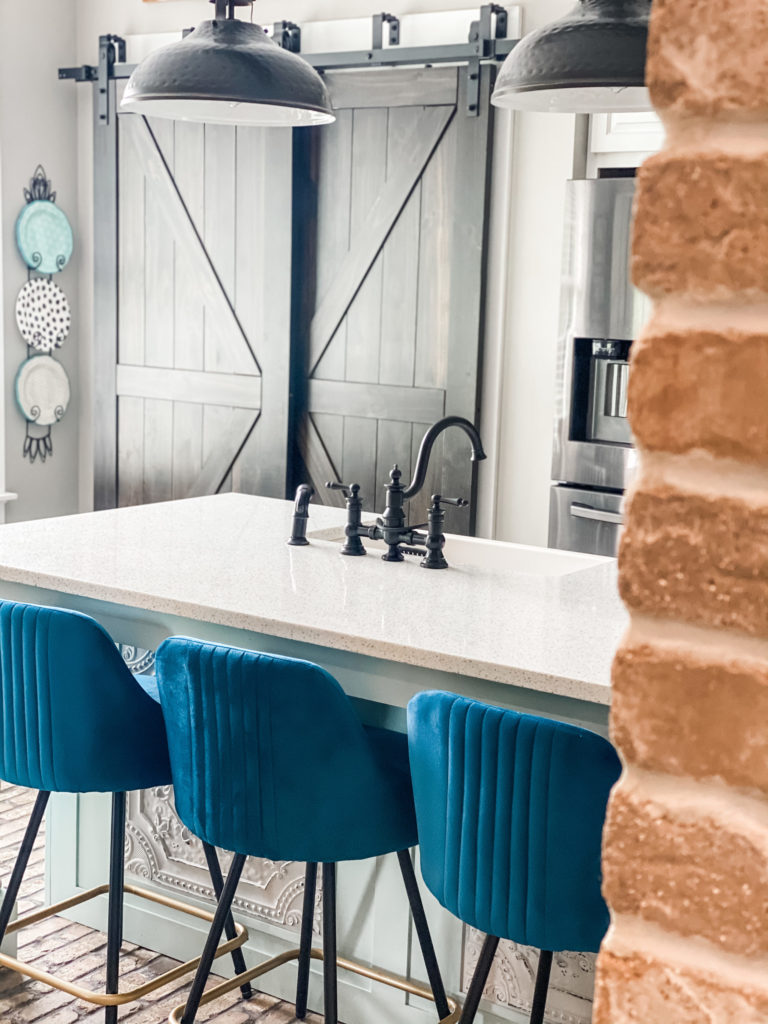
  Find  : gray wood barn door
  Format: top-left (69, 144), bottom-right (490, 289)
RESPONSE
top-left (298, 66), bottom-right (494, 532)
top-left (115, 111), bottom-right (292, 506)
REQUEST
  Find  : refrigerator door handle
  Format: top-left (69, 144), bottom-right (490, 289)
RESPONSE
top-left (570, 502), bottom-right (624, 526)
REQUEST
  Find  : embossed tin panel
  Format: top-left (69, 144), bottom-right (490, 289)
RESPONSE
top-left (125, 787), bottom-right (321, 935)
top-left (463, 928), bottom-right (596, 1024)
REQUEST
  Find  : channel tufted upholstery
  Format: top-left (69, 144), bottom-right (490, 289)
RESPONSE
top-left (0, 600), bottom-right (171, 794)
top-left (407, 691), bottom-right (621, 954)
top-left (156, 637), bottom-right (418, 863)
top-left (0, 601), bottom-right (254, 1019)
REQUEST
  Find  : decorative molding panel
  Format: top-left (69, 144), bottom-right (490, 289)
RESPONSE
top-left (462, 929), bottom-right (595, 1024)
top-left (125, 787), bottom-right (321, 934)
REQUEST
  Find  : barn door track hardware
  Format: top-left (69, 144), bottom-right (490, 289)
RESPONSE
top-left (59, 6), bottom-right (520, 119)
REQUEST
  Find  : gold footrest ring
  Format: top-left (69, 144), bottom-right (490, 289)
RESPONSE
top-left (168, 947), bottom-right (461, 1024)
top-left (0, 883), bottom-right (248, 1008)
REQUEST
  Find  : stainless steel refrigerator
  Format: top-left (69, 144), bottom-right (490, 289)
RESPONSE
top-left (549, 177), bottom-right (652, 557)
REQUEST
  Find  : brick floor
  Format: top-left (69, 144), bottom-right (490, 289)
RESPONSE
top-left (0, 783), bottom-right (325, 1023)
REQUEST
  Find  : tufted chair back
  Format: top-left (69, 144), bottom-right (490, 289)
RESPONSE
top-left (156, 637), bottom-right (417, 863)
top-left (0, 600), bottom-right (171, 793)
top-left (407, 691), bottom-right (621, 953)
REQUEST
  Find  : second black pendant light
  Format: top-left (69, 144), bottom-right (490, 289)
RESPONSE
top-left (492, 0), bottom-right (651, 113)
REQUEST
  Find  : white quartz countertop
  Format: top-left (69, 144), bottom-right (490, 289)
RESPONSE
top-left (0, 495), bottom-right (627, 705)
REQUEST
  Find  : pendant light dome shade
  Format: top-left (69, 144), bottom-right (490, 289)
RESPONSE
top-left (492, 0), bottom-right (651, 113)
top-left (121, 18), bottom-right (335, 126)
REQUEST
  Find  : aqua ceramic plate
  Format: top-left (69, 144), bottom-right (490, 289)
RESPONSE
top-left (15, 356), bottom-right (70, 426)
top-left (15, 200), bottom-right (73, 274)
top-left (15, 278), bottom-right (71, 353)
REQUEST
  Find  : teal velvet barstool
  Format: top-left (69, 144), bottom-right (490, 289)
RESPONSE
top-left (0, 600), bottom-right (251, 1023)
top-left (407, 691), bottom-right (621, 1024)
top-left (155, 637), bottom-right (454, 1024)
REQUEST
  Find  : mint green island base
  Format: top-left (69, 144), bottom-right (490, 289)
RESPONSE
top-left (0, 495), bottom-right (623, 1024)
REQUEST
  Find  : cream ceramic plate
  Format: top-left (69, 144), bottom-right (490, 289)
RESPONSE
top-left (15, 278), bottom-right (71, 353)
top-left (15, 356), bottom-right (70, 426)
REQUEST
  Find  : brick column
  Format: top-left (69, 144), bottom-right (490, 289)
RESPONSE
top-left (593, 1), bottom-right (768, 1020)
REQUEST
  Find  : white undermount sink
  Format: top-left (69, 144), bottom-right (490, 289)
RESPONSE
top-left (306, 525), bottom-right (612, 577)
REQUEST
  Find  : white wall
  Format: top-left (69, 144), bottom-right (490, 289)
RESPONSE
top-left (0, 0), bottom-right (81, 523)
top-left (494, 129), bottom-right (576, 544)
top-left (75, 0), bottom-right (506, 41)
top-left (491, 0), bottom-right (576, 546)
top-left (71, 0), bottom-right (575, 542)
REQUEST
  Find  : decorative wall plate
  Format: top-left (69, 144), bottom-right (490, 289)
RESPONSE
top-left (15, 200), bottom-right (73, 274)
top-left (15, 279), bottom-right (71, 352)
top-left (15, 356), bottom-right (71, 426)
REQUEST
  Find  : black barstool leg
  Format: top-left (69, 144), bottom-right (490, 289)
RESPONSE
top-left (105, 791), bottom-right (126, 1024)
top-left (0, 790), bottom-right (50, 942)
top-left (295, 861), bottom-right (318, 1020)
top-left (396, 849), bottom-right (450, 1021)
top-left (322, 863), bottom-right (337, 1024)
top-left (459, 933), bottom-right (500, 1024)
top-left (529, 950), bottom-right (553, 1024)
top-left (181, 852), bottom-right (247, 1024)
top-left (201, 841), bottom-right (253, 1000)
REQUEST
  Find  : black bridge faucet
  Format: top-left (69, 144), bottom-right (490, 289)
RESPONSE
top-left (327, 416), bottom-right (486, 569)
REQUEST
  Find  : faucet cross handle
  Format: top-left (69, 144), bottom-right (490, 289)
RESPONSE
top-left (422, 494), bottom-right (470, 570)
top-left (433, 495), bottom-right (469, 509)
top-left (326, 481), bottom-right (360, 499)
top-left (326, 481), bottom-right (367, 557)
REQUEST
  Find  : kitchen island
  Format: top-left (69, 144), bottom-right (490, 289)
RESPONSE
top-left (0, 494), bottom-right (626, 1024)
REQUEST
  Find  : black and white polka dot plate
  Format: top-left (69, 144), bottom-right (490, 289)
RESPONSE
top-left (15, 278), bottom-right (71, 353)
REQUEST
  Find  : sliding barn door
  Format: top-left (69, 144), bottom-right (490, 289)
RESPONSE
top-left (298, 66), bottom-right (494, 531)
top-left (115, 110), bottom-right (293, 505)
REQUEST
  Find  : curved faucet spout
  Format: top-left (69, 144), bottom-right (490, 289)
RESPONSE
top-left (402, 416), bottom-right (486, 500)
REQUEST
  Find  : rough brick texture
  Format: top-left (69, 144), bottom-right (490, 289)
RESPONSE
top-left (602, 783), bottom-right (768, 958)
top-left (598, 0), bottom-right (768, 1014)
top-left (594, 947), bottom-right (768, 1024)
top-left (612, 641), bottom-right (768, 794)
top-left (632, 153), bottom-right (768, 300)
top-left (646, 0), bottom-right (768, 116)
top-left (619, 483), bottom-right (768, 636)
top-left (629, 323), bottom-right (768, 462)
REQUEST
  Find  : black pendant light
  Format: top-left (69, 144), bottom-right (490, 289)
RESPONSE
top-left (121, 0), bottom-right (335, 127)
top-left (492, 0), bottom-right (651, 113)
